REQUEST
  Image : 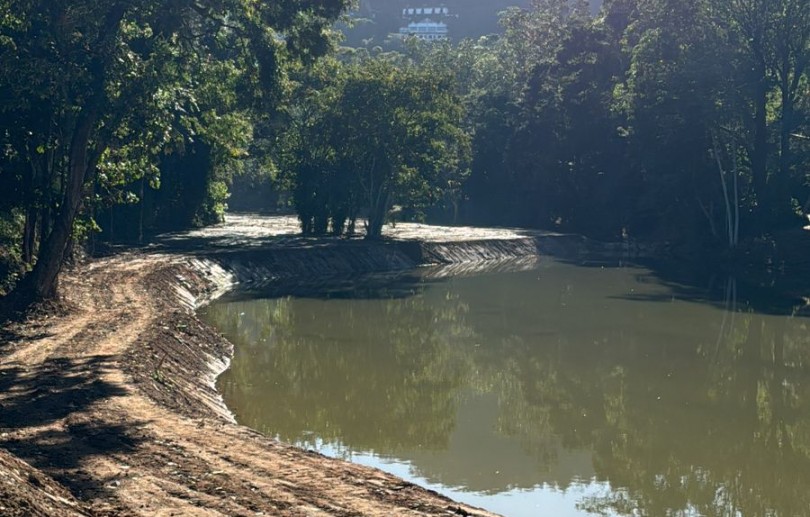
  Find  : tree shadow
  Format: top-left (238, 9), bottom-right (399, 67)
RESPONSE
top-left (0, 355), bottom-right (148, 497)
top-left (151, 221), bottom-right (316, 254)
top-left (605, 259), bottom-right (810, 317)
top-left (0, 325), bottom-right (20, 345)
top-left (0, 325), bottom-right (55, 350)
top-left (0, 293), bottom-right (70, 340)
top-left (511, 229), bottom-right (808, 317)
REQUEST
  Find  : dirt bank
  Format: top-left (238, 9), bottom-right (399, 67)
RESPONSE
top-left (1, 250), bottom-right (505, 516)
top-left (2, 216), bottom-right (561, 517)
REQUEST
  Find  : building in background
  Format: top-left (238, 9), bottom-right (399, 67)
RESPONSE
top-left (345, 1), bottom-right (602, 49)
top-left (398, 6), bottom-right (452, 41)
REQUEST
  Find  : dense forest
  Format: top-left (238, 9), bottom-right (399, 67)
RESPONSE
top-left (2, 0), bottom-right (810, 304)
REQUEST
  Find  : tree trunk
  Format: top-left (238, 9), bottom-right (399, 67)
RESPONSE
top-left (40, 146), bottom-right (55, 244)
top-left (20, 144), bottom-right (41, 265)
top-left (20, 106), bottom-right (98, 300)
top-left (138, 176), bottom-right (145, 244)
top-left (22, 208), bottom-right (37, 265)
top-left (38, 204), bottom-right (51, 256)
top-left (776, 80), bottom-right (794, 221)
top-left (365, 189), bottom-right (390, 240)
top-left (751, 72), bottom-right (768, 215)
top-left (11, 4), bottom-right (125, 304)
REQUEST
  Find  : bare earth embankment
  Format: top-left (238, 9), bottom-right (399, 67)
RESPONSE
top-left (1, 216), bottom-right (550, 516)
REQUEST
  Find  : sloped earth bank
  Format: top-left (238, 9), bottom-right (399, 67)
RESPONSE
top-left (0, 445), bottom-right (89, 516)
top-left (0, 215), bottom-right (611, 516)
top-left (1, 252), bottom-right (503, 516)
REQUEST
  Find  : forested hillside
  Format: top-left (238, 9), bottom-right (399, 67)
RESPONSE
top-left (2, 0), bottom-right (810, 306)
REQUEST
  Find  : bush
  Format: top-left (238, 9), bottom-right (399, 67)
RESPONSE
top-left (0, 211), bottom-right (24, 295)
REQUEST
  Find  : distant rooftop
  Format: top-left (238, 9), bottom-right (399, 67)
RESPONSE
top-left (402, 7), bottom-right (450, 17)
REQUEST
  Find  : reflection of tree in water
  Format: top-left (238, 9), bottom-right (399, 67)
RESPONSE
top-left (446, 270), bottom-right (810, 514)
top-left (472, 335), bottom-right (564, 481)
top-left (540, 277), bottom-right (810, 517)
top-left (204, 265), bottom-right (810, 515)
top-left (205, 286), bottom-right (476, 453)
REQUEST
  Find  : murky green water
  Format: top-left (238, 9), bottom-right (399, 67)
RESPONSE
top-left (199, 259), bottom-right (810, 517)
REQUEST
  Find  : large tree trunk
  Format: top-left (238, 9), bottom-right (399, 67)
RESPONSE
top-left (22, 158), bottom-right (38, 265)
top-left (20, 106), bottom-right (99, 300)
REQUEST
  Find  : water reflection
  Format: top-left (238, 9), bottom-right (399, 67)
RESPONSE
top-left (207, 275), bottom-right (475, 453)
top-left (200, 260), bottom-right (810, 517)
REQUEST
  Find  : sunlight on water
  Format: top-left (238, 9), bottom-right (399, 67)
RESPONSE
top-left (316, 440), bottom-right (616, 517)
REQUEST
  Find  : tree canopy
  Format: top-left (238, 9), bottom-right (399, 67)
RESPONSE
top-left (2, 0), bottom-right (810, 301)
top-left (392, 0), bottom-right (810, 257)
top-left (278, 54), bottom-right (470, 238)
top-left (0, 0), bottom-right (350, 302)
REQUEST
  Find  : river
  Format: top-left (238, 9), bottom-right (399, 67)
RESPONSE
top-left (199, 258), bottom-right (810, 516)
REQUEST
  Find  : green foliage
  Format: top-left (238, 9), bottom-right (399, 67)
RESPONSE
top-left (280, 54), bottom-right (471, 238)
top-left (405, 0), bottom-right (810, 251)
top-left (2, 0), bottom-right (809, 293)
top-left (0, 211), bottom-right (24, 295)
top-left (0, 0), bottom-right (351, 297)
top-left (200, 180), bottom-right (231, 226)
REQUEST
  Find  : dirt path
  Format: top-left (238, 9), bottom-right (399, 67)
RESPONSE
top-left (0, 252), bottom-right (499, 516)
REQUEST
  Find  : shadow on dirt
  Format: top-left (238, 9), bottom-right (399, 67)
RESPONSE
top-left (0, 327), bottom-right (55, 350)
top-left (0, 355), bottom-right (148, 496)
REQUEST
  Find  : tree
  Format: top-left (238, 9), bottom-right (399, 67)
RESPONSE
top-left (615, 0), bottom-right (737, 246)
top-left (450, 0), bottom-right (632, 235)
top-left (705, 0), bottom-right (810, 226)
top-left (283, 56), bottom-right (470, 239)
top-left (0, 0), bottom-right (350, 305)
